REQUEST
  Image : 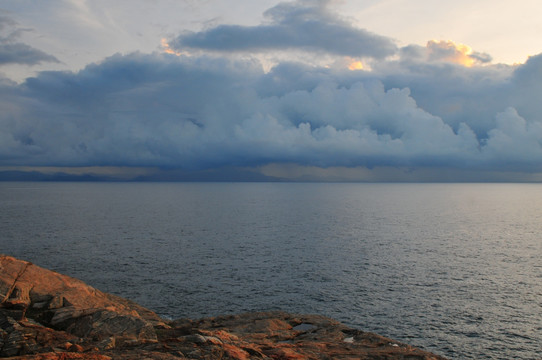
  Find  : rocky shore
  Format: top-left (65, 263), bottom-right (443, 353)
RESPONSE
top-left (0, 255), bottom-right (447, 359)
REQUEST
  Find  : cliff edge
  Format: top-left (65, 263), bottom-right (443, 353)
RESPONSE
top-left (0, 255), bottom-right (447, 359)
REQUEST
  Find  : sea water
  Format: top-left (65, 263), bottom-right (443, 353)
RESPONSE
top-left (1, 182), bottom-right (541, 359)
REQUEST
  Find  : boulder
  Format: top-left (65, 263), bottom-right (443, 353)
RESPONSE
top-left (0, 255), bottom-right (161, 357)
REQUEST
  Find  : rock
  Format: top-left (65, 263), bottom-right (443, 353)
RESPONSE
top-left (1, 255), bottom-right (449, 359)
top-left (68, 343), bottom-right (84, 352)
top-left (60, 309), bottom-right (157, 340)
top-left (96, 337), bottom-right (115, 350)
top-left (181, 311), bottom-right (448, 360)
top-left (0, 255), bottom-right (163, 324)
top-left (182, 334), bottom-right (208, 344)
top-left (0, 255), bottom-right (163, 344)
top-left (292, 323), bottom-right (317, 332)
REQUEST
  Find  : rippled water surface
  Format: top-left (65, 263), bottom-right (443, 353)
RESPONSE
top-left (1, 182), bottom-right (541, 359)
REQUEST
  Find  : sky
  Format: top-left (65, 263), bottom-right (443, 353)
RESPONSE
top-left (1, 0), bottom-right (542, 182)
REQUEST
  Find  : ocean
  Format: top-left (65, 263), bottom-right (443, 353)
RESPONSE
top-left (1, 182), bottom-right (540, 359)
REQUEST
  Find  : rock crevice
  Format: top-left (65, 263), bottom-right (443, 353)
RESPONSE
top-left (1, 261), bottom-right (31, 307)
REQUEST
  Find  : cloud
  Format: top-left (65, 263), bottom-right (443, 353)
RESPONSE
top-left (0, 15), bottom-right (59, 66)
top-left (482, 107), bottom-right (542, 169)
top-left (1, 47), bottom-right (542, 179)
top-left (399, 40), bottom-right (492, 67)
top-left (0, 43), bottom-right (59, 66)
top-left (375, 51), bottom-right (542, 148)
top-left (2, 1), bottom-right (542, 181)
top-left (169, 0), bottom-right (397, 59)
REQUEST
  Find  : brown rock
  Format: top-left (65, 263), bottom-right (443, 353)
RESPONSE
top-left (0, 255), bottom-right (162, 343)
top-left (0, 256), bottom-right (163, 322)
top-left (183, 311), bottom-right (448, 359)
top-left (67, 343), bottom-right (84, 352)
top-left (1, 255), bottom-right (449, 359)
top-left (96, 337), bottom-right (115, 350)
top-left (264, 345), bottom-right (306, 359)
top-left (5, 353), bottom-right (112, 360)
top-left (222, 343), bottom-right (251, 360)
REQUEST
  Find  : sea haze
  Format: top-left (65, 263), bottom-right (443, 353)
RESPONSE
top-left (1, 182), bottom-right (540, 360)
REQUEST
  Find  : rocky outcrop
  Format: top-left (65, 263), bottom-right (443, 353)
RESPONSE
top-left (0, 255), bottom-right (448, 359)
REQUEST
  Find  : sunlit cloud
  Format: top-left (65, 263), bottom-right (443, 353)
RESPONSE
top-left (348, 60), bottom-right (363, 71)
top-left (427, 40), bottom-right (474, 67)
top-left (161, 38), bottom-right (182, 56)
top-left (328, 57), bottom-right (366, 71)
top-left (426, 40), bottom-right (491, 67)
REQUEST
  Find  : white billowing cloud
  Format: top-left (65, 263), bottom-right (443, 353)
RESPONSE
top-left (243, 81), bottom-right (481, 167)
top-left (482, 108), bottom-right (542, 168)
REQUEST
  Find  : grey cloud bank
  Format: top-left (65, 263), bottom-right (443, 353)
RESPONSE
top-left (2, 51), bottom-right (542, 180)
top-left (170, 0), bottom-right (397, 59)
top-left (1, 1), bottom-right (542, 182)
top-left (0, 15), bottom-right (58, 66)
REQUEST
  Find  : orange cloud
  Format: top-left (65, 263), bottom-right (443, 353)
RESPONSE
top-left (161, 38), bottom-right (182, 56)
top-left (327, 57), bottom-right (365, 71)
top-left (348, 60), bottom-right (364, 71)
top-left (426, 40), bottom-right (475, 67)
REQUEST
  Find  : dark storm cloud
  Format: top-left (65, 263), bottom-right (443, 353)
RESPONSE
top-left (2, 49), bottom-right (542, 175)
top-left (170, 0), bottom-right (397, 59)
top-left (376, 51), bottom-right (542, 143)
top-left (0, 15), bottom-right (59, 66)
top-left (2, 0), bottom-right (542, 178)
top-left (0, 42), bottom-right (59, 65)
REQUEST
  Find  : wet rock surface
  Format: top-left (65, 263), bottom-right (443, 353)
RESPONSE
top-left (1, 255), bottom-right (448, 359)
